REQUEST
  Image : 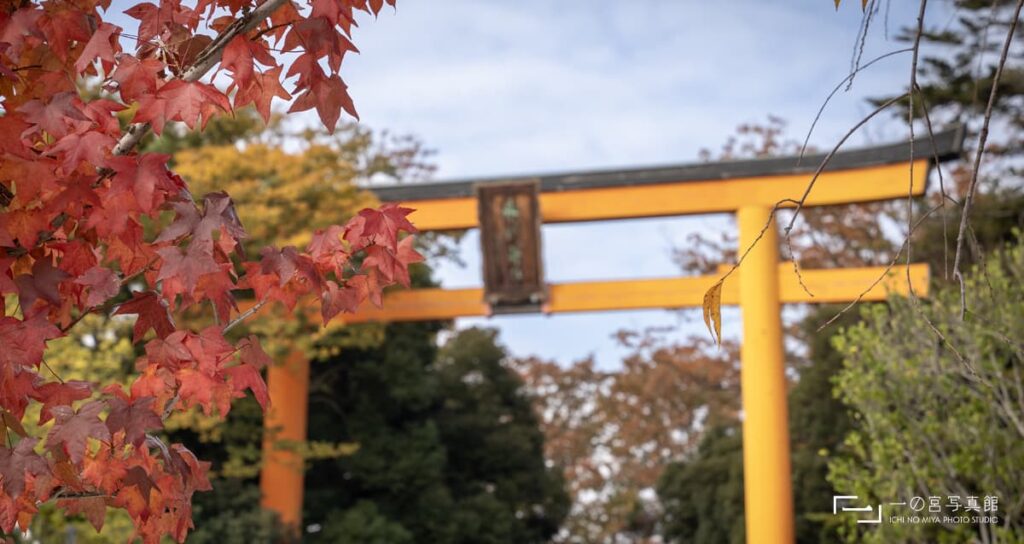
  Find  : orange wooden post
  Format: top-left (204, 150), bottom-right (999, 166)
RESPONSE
top-left (737, 205), bottom-right (795, 543)
top-left (260, 350), bottom-right (310, 533)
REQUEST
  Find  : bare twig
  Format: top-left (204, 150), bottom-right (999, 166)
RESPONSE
top-left (846, 0), bottom-right (878, 91)
top-left (905, 0), bottom-right (928, 297)
top-left (786, 92), bottom-right (909, 234)
top-left (952, 0), bottom-right (1024, 319)
top-left (916, 88), bottom-right (953, 278)
top-left (222, 298), bottom-right (269, 334)
top-left (798, 47), bottom-right (913, 164)
top-left (712, 199), bottom-right (799, 287)
top-left (712, 95), bottom-right (906, 302)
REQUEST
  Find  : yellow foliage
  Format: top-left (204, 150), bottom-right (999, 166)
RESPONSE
top-left (174, 143), bottom-right (378, 251)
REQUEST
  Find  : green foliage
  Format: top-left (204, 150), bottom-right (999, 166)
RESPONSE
top-left (655, 304), bottom-right (856, 544)
top-left (656, 425), bottom-right (744, 544)
top-left (187, 478), bottom-right (287, 544)
top-left (788, 306), bottom-right (858, 543)
top-left (434, 328), bottom-right (570, 542)
top-left (828, 236), bottom-right (1024, 543)
top-left (13, 502), bottom-right (136, 544)
top-left (304, 326), bottom-right (569, 544)
top-left (318, 501), bottom-right (414, 544)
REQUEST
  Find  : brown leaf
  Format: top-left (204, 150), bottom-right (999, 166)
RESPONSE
top-left (58, 496), bottom-right (107, 532)
top-left (0, 409), bottom-right (27, 440)
top-left (702, 281), bottom-right (723, 347)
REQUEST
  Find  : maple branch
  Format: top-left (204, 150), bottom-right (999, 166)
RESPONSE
top-left (252, 21), bottom-right (293, 40)
top-left (51, 490), bottom-right (110, 501)
top-left (110, 0), bottom-right (289, 158)
top-left (60, 259), bottom-right (159, 334)
top-left (222, 297), bottom-right (269, 334)
top-left (951, 0), bottom-right (1024, 319)
top-left (161, 394), bottom-right (180, 420)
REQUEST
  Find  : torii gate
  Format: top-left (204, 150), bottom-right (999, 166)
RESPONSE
top-left (258, 131), bottom-right (959, 543)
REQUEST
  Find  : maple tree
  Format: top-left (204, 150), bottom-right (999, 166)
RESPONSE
top-left (510, 330), bottom-right (741, 543)
top-left (0, 0), bottom-right (423, 542)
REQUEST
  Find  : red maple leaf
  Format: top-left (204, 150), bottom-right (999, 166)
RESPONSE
top-left (0, 313), bottom-right (62, 369)
top-left (225, 363), bottom-right (269, 410)
top-left (350, 203), bottom-right (417, 248)
top-left (307, 225), bottom-right (350, 276)
top-left (58, 496), bottom-right (108, 532)
top-left (157, 193), bottom-right (246, 255)
top-left (195, 265), bottom-right (238, 324)
top-left (283, 17), bottom-right (358, 73)
top-left (183, 326), bottom-right (234, 375)
top-left (46, 400), bottom-right (110, 464)
top-left (81, 442), bottom-right (128, 493)
top-left (74, 22), bottom-right (121, 74)
top-left (165, 443), bottom-right (211, 492)
top-left (133, 80), bottom-right (231, 134)
top-left (176, 368), bottom-right (231, 417)
top-left (46, 131), bottom-right (116, 173)
top-left (0, 438), bottom-right (49, 497)
top-left (156, 243), bottom-right (221, 301)
top-left (106, 396), bottom-right (162, 447)
top-left (143, 332), bottom-right (192, 371)
top-left (220, 35), bottom-right (275, 90)
top-left (37, 6), bottom-right (90, 63)
top-left (73, 266), bottom-right (121, 307)
top-left (17, 92), bottom-right (88, 139)
top-left (15, 258), bottom-right (70, 311)
top-left (107, 153), bottom-right (175, 214)
top-left (109, 56), bottom-right (165, 102)
top-left (232, 65), bottom-right (291, 123)
top-left (288, 71), bottom-right (358, 132)
top-left (33, 380), bottom-right (93, 425)
top-left (238, 335), bottom-right (273, 369)
top-left (320, 279), bottom-right (364, 324)
top-left (114, 291), bottom-right (175, 343)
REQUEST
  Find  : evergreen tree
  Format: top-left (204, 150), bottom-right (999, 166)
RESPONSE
top-left (304, 326), bottom-right (569, 543)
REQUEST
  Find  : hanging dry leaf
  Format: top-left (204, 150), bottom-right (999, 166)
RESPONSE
top-left (702, 281), bottom-right (723, 347)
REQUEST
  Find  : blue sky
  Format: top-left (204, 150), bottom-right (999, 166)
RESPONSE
top-left (329, 1), bottom-right (952, 369)
top-left (110, 0), bottom-right (950, 368)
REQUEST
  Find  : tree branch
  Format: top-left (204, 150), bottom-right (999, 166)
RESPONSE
top-left (109, 0), bottom-right (289, 158)
top-left (952, 0), bottom-right (1024, 319)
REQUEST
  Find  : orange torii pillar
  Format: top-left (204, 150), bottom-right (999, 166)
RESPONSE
top-left (260, 350), bottom-right (310, 534)
top-left (254, 131), bottom-right (958, 540)
top-left (737, 206), bottom-right (794, 543)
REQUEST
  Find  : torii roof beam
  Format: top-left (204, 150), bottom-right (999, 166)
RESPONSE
top-left (367, 130), bottom-right (960, 230)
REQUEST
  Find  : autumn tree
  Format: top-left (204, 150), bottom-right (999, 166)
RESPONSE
top-left (510, 330), bottom-right (740, 543)
top-left (0, 1), bottom-right (425, 542)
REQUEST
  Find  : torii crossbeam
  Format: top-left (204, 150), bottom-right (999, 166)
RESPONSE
top-left (259, 131), bottom-right (960, 543)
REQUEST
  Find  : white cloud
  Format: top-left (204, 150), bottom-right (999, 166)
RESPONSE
top-left (329, 1), bottom-right (954, 368)
top-left (112, 0), bottom-right (953, 369)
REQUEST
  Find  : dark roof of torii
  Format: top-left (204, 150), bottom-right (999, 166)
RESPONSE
top-left (367, 129), bottom-right (963, 202)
